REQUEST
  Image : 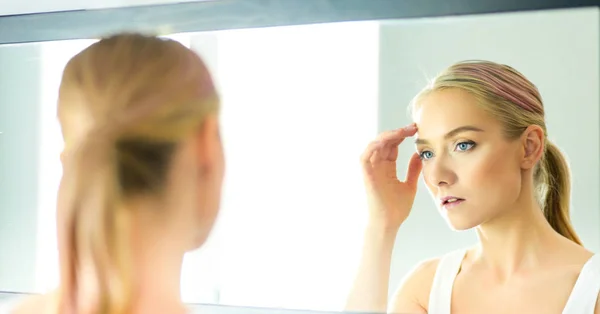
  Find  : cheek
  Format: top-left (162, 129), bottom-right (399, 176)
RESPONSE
top-left (220, 143), bottom-right (226, 179)
top-left (466, 147), bottom-right (522, 200)
top-left (422, 167), bottom-right (436, 191)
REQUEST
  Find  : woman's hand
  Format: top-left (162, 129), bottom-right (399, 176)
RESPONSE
top-left (345, 124), bottom-right (423, 313)
top-left (361, 124), bottom-right (423, 231)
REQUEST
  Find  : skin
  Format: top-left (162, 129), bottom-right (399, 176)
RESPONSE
top-left (14, 114), bottom-right (225, 314)
top-left (346, 88), bottom-right (598, 314)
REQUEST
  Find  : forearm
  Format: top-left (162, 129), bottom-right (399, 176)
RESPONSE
top-left (344, 224), bottom-right (398, 313)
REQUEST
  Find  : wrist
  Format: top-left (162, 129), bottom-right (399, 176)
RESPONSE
top-left (364, 221), bottom-right (400, 244)
top-left (366, 218), bottom-right (402, 235)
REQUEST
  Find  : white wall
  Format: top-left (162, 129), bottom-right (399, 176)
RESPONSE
top-left (380, 7), bottom-right (600, 293)
top-left (0, 43), bottom-right (42, 292)
top-left (0, 0), bottom-right (207, 16)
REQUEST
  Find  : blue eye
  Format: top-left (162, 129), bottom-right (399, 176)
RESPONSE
top-left (419, 151), bottom-right (434, 160)
top-left (456, 141), bottom-right (475, 152)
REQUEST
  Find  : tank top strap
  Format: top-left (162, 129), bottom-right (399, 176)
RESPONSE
top-left (562, 253), bottom-right (600, 314)
top-left (427, 249), bottom-right (467, 314)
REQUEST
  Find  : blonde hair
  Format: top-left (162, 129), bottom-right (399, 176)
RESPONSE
top-left (410, 60), bottom-right (581, 245)
top-left (56, 33), bottom-right (219, 314)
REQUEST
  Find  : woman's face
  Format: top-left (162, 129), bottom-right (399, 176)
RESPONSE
top-left (190, 114), bottom-right (225, 249)
top-left (414, 88), bottom-right (524, 230)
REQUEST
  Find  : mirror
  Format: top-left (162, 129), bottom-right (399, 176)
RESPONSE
top-left (0, 5), bottom-right (598, 313)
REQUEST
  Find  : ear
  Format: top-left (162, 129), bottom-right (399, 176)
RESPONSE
top-left (194, 114), bottom-right (221, 175)
top-left (520, 125), bottom-right (544, 170)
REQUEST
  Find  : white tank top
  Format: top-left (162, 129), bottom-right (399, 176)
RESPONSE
top-left (427, 249), bottom-right (600, 314)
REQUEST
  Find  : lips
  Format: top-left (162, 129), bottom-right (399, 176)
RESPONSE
top-left (440, 196), bottom-right (465, 207)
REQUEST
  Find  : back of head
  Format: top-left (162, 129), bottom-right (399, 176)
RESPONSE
top-left (410, 60), bottom-right (581, 245)
top-left (56, 33), bottom-right (219, 314)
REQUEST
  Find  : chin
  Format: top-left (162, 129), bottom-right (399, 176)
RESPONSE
top-left (188, 232), bottom-right (209, 251)
top-left (187, 222), bottom-right (216, 251)
top-left (444, 215), bottom-right (480, 232)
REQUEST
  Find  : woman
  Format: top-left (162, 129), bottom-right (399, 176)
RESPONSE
top-left (11, 33), bottom-right (224, 314)
top-left (345, 60), bottom-right (600, 314)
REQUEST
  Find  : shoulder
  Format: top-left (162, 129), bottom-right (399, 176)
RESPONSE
top-left (388, 256), bottom-right (441, 313)
top-left (569, 248), bottom-right (600, 314)
top-left (402, 255), bottom-right (442, 294)
top-left (10, 292), bottom-right (56, 314)
top-left (594, 293), bottom-right (600, 314)
top-left (389, 248), bottom-right (471, 313)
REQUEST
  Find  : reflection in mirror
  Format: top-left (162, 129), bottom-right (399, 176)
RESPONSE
top-left (0, 6), bottom-right (598, 313)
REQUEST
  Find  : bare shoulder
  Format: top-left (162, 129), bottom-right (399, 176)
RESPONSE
top-left (11, 293), bottom-right (56, 314)
top-left (388, 256), bottom-right (441, 314)
top-left (558, 237), bottom-right (594, 262)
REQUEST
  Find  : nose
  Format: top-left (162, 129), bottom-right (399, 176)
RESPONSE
top-left (425, 156), bottom-right (457, 188)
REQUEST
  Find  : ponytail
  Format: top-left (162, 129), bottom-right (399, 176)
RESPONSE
top-left (57, 131), bottom-right (134, 314)
top-left (539, 141), bottom-right (582, 245)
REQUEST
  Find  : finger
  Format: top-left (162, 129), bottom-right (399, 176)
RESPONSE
top-left (361, 141), bottom-right (386, 170)
top-left (378, 124), bottom-right (417, 146)
top-left (362, 124), bottom-right (417, 166)
top-left (377, 125), bottom-right (417, 160)
top-left (405, 153), bottom-right (423, 189)
top-left (370, 141), bottom-right (392, 165)
top-left (362, 134), bottom-right (398, 166)
top-left (385, 144), bottom-right (399, 161)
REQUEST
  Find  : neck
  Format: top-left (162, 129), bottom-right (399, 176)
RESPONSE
top-left (473, 184), bottom-right (561, 278)
top-left (67, 202), bottom-right (190, 314)
top-left (130, 228), bottom-right (188, 314)
top-left (129, 199), bottom-right (190, 314)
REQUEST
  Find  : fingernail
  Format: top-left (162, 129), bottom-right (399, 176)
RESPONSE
top-left (404, 124), bottom-right (416, 131)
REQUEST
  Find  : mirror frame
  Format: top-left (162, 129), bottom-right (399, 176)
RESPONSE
top-left (0, 0), bottom-right (598, 302)
top-left (0, 0), bottom-right (597, 44)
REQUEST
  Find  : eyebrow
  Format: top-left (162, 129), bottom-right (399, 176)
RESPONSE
top-left (415, 125), bottom-right (484, 145)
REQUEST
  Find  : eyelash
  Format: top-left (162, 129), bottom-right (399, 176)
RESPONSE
top-left (418, 141), bottom-right (476, 161)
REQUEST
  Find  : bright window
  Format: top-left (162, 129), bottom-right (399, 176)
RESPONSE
top-left (182, 21), bottom-right (380, 311)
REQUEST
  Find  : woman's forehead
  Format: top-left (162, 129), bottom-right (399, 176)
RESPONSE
top-left (414, 89), bottom-right (499, 139)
